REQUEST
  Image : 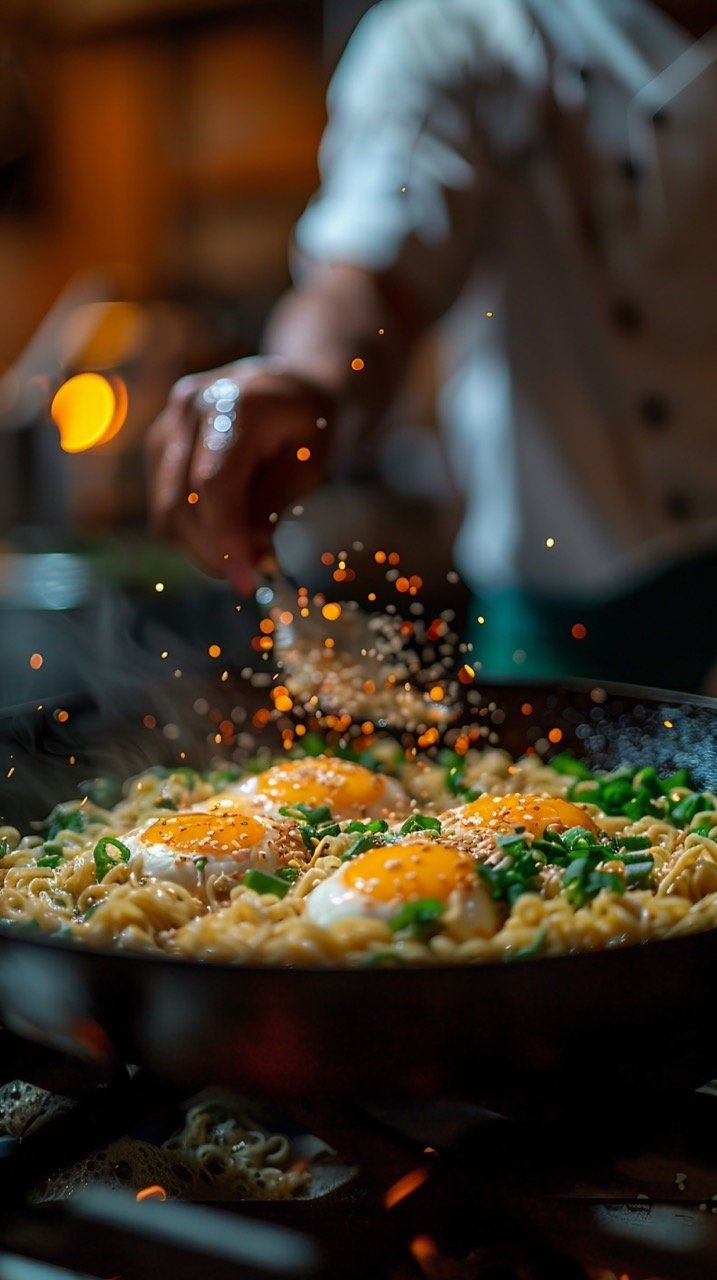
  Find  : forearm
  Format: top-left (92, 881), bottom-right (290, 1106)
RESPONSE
top-left (261, 262), bottom-right (425, 428)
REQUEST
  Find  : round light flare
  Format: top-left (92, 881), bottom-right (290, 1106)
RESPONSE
top-left (51, 373), bottom-right (128, 453)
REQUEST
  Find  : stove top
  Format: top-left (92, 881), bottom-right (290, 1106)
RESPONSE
top-left (2, 1027), bottom-right (716, 1280)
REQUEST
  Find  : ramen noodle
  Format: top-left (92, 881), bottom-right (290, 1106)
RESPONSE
top-left (1, 746), bottom-right (717, 965)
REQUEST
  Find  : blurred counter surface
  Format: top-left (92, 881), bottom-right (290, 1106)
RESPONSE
top-left (0, 535), bottom-right (259, 709)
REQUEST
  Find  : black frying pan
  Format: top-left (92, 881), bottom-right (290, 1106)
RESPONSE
top-left (1, 678), bottom-right (717, 1105)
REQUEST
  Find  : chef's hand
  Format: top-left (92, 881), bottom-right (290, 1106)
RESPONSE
top-left (145, 357), bottom-right (334, 595)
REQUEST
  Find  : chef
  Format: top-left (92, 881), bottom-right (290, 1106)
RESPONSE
top-left (146, 0), bottom-right (717, 690)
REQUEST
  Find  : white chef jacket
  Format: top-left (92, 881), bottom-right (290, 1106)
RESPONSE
top-left (294, 0), bottom-right (717, 600)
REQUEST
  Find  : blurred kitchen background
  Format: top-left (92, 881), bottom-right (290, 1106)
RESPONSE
top-left (0, 0), bottom-right (464, 708)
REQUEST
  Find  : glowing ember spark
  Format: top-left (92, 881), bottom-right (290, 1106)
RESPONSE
top-left (296, 447), bottom-right (311, 462)
top-left (383, 1166), bottom-right (429, 1209)
top-left (135, 1185), bottom-right (168, 1202)
top-left (155, 582), bottom-right (165, 593)
top-left (351, 357), bottom-right (365, 371)
top-left (208, 644), bottom-right (222, 658)
top-left (409, 1234), bottom-right (439, 1278)
top-left (187, 491), bottom-right (199, 504)
top-left (546, 537), bottom-right (556, 548)
top-left (322, 602), bottom-right (342, 621)
top-left (571, 622), bottom-right (587, 639)
top-left (29, 653), bottom-right (43, 670)
top-left (548, 727), bottom-right (563, 744)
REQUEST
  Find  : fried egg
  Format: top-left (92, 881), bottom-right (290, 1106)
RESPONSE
top-left (306, 839), bottom-right (497, 935)
top-left (442, 793), bottom-right (601, 839)
top-left (122, 811), bottom-right (302, 898)
top-left (210, 755), bottom-right (410, 822)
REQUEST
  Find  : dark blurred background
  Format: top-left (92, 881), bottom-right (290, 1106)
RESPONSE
top-left (0, 0), bottom-right (463, 708)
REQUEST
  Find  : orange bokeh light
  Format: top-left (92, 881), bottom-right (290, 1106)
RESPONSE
top-left (51, 373), bottom-right (128, 453)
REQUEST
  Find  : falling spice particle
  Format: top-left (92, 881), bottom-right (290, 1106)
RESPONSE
top-left (571, 622), bottom-right (587, 640)
top-left (664, 719), bottom-right (674, 728)
top-left (208, 644), bottom-right (222, 658)
top-left (548, 727), bottom-right (563, 744)
top-left (351, 357), bottom-right (365, 371)
top-left (29, 653), bottom-right (43, 670)
top-left (143, 714), bottom-right (157, 730)
top-left (187, 491), bottom-right (199, 505)
top-left (296, 447), bottom-right (311, 462)
top-left (136, 1185), bottom-right (168, 1203)
top-left (155, 582), bottom-right (165, 593)
top-left (56, 710), bottom-right (69, 723)
top-left (485, 310), bottom-right (494, 318)
top-left (384, 1167), bottom-right (429, 1209)
top-left (546, 537), bottom-right (556, 548)
top-left (321, 602), bottom-right (342, 621)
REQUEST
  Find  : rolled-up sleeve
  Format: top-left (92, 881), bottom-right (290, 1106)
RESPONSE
top-left (294, 0), bottom-right (496, 320)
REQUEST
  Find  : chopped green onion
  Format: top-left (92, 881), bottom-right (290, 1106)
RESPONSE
top-left (363, 950), bottom-right (406, 968)
top-left (93, 836), bottom-right (131, 883)
top-left (36, 852), bottom-right (63, 869)
top-left (613, 835), bottom-right (652, 852)
top-left (549, 752), bottom-right (593, 780)
top-left (400, 814), bottom-right (442, 836)
top-left (624, 859), bottom-right (655, 888)
top-left (509, 928), bottom-right (547, 961)
top-left (41, 806), bottom-right (91, 841)
top-left (206, 767), bottom-right (242, 789)
top-left (276, 866), bottom-right (301, 884)
top-left (389, 897), bottom-right (444, 940)
top-left (78, 776), bottom-right (122, 809)
top-left (194, 858), bottom-right (207, 872)
top-left (671, 794), bottom-right (715, 826)
top-left (243, 868), bottom-right (291, 899)
top-left (340, 834), bottom-right (383, 861)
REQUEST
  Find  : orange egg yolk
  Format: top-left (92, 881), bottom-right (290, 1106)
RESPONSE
top-left (253, 757), bottom-right (386, 815)
top-left (140, 813), bottom-right (268, 856)
top-left (344, 841), bottom-right (473, 903)
top-left (460, 794), bottom-right (600, 838)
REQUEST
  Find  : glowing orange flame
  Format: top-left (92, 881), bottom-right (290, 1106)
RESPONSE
top-left (135, 1184), bottom-right (168, 1202)
top-left (383, 1165), bottom-right (429, 1209)
top-left (51, 373), bottom-right (128, 452)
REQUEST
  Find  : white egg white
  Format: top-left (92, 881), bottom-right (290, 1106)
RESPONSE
top-left (121, 811), bottom-right (297, 899)
top-left (305, 861), bottom-right (398, 928)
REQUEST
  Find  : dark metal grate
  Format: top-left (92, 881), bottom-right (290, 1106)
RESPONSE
top-left (2, 1028), bottom-right (717, 1279)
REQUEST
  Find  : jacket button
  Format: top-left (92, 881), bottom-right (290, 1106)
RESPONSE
top-left (638, 393), bottom-right (670, 429)
top-left (663, 491), bottom-right (691, 522)
top-left (620, 156), bottom-right (642, 182)
top-left (612, 300), bottom-right (643, 332)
